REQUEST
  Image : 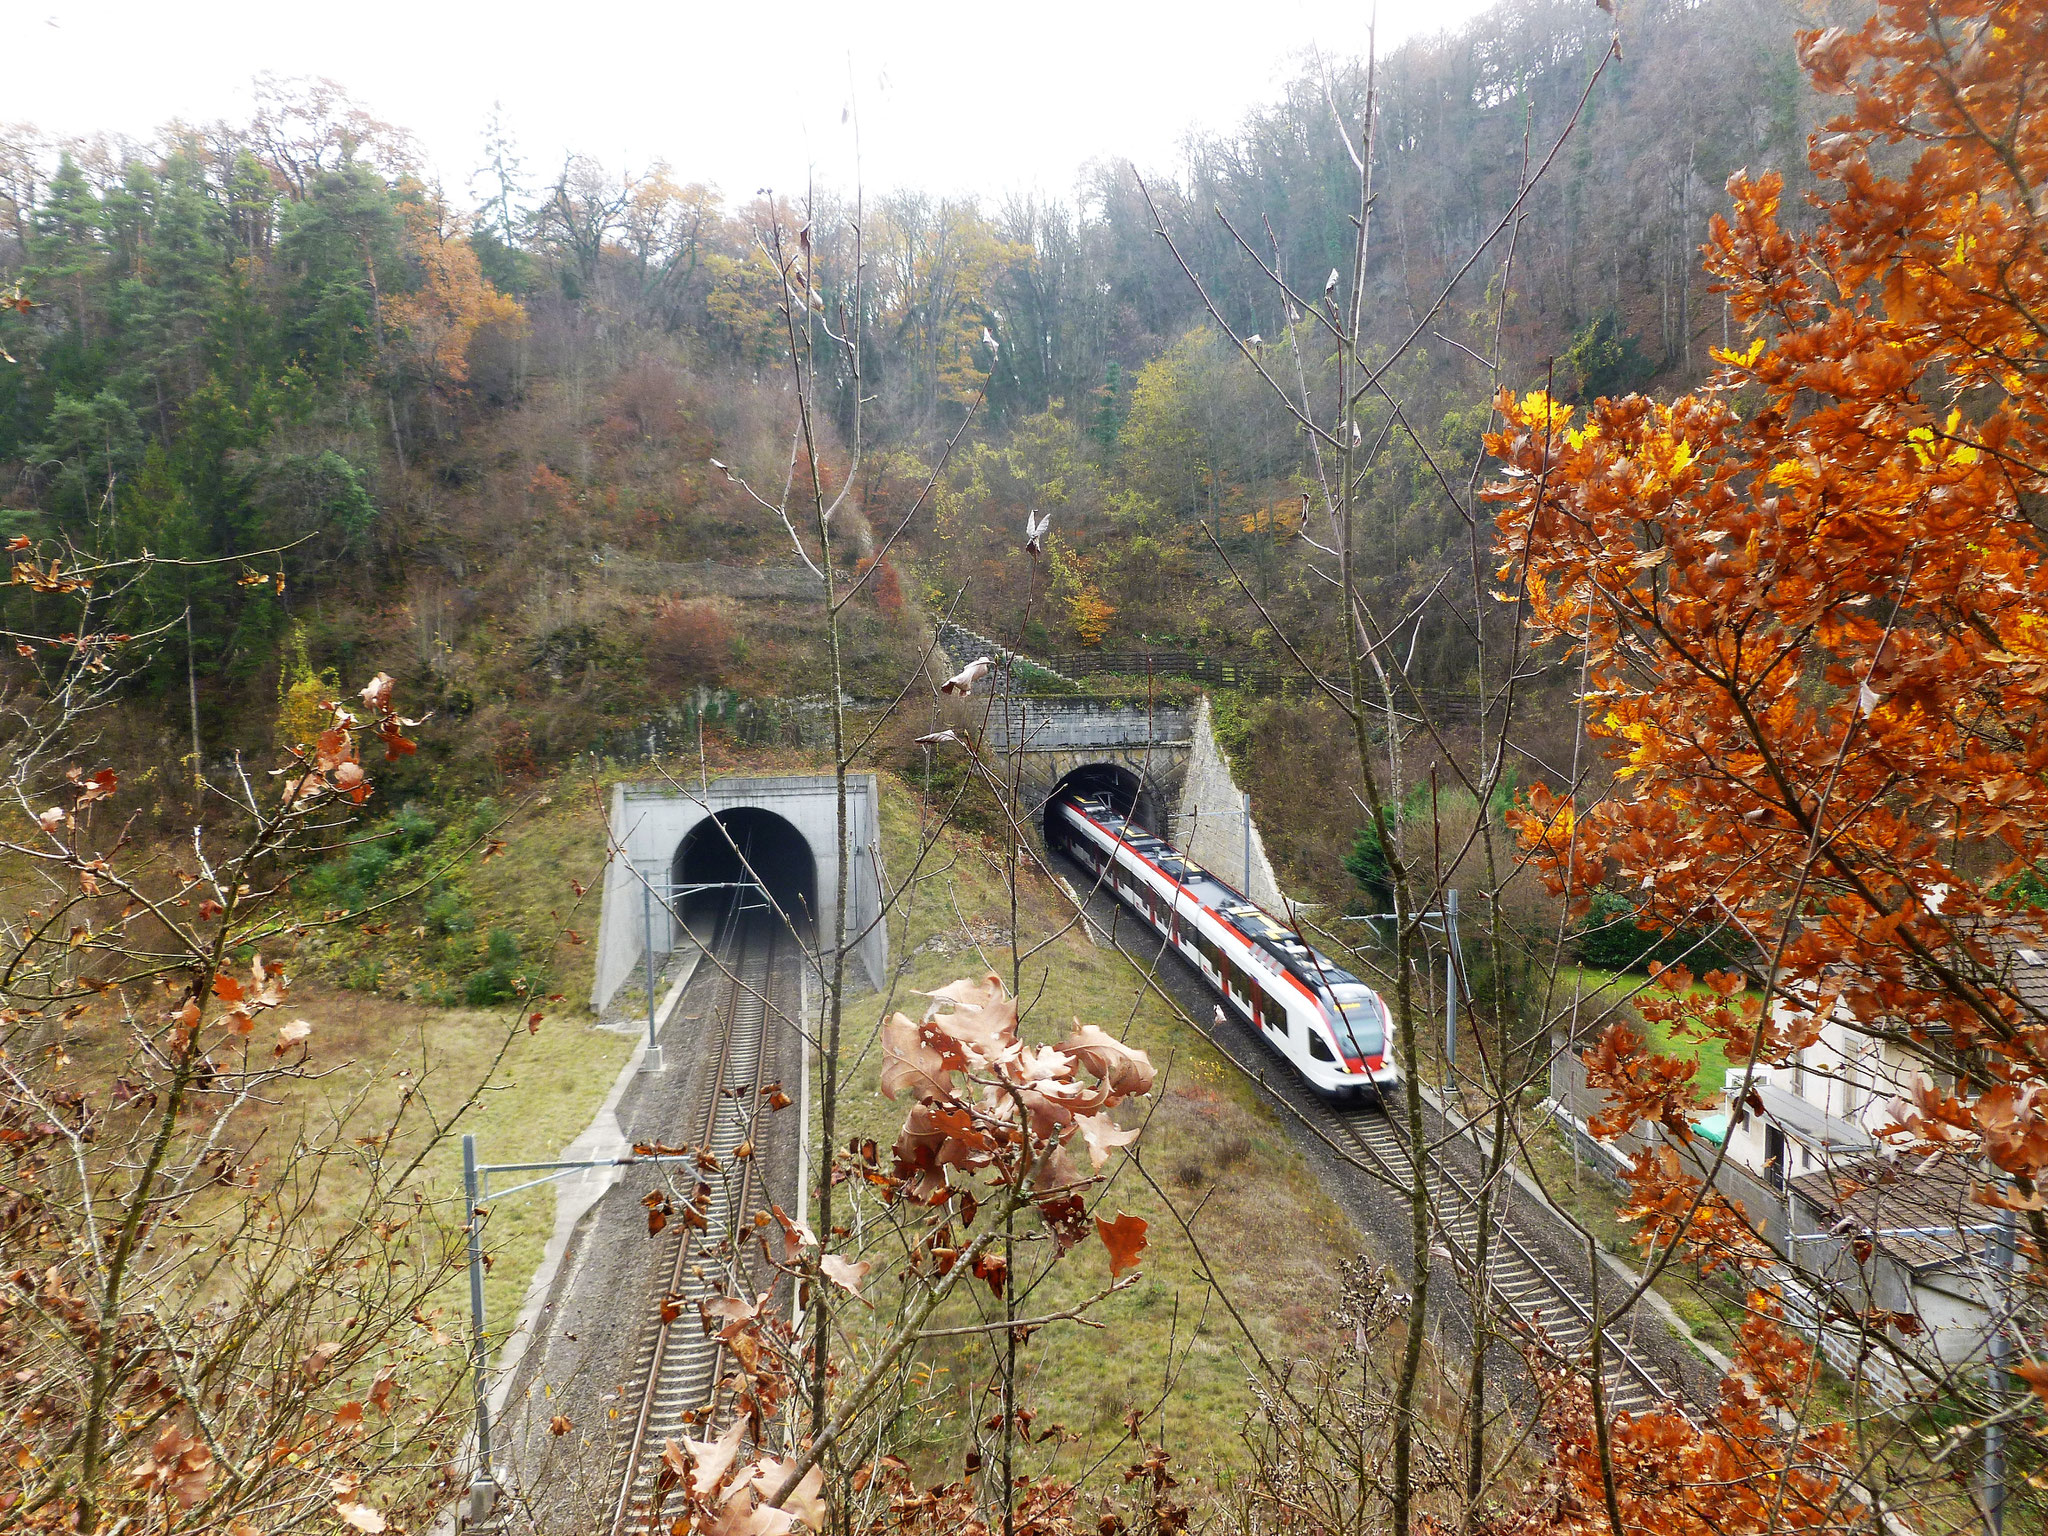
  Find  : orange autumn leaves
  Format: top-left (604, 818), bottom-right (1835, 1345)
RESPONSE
top-left (1481, 0), bottom-right (2048, 1524)
top-left (281, 672), bottom-right (423, 808)
top-left (1491, 0), bottom-right (2048, 1156)
top-left (1479, 1297), bottom-right (1861, 1536)
top-left (881, 972), bottom-right (1154, 1274)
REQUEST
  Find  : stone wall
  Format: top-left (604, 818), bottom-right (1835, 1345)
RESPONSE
top-left (1173, 696), bottom-right (1291, 913)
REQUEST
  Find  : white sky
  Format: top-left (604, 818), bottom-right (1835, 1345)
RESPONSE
top-left (15, 0), bottom-right (1490, 205)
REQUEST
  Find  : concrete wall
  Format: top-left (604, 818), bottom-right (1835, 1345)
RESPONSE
top-left (987, 693), bottom-right (1291, 914)
top-left (988, 701), bottom-right (1194, 842)
top-left (591, 774), bottom-right (885, 1013)
top-left (1173, 696), bottom-right (1291, 913)
top-left (978, 699), bottom-right (1193, 753)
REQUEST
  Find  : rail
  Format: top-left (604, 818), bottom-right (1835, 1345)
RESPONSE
top-left (1332, 1104), bottom-right (1679, 1413)
top-left (608, 904), bottom-right (784, 1536)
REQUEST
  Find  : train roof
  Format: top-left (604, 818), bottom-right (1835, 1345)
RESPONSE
top-left (1063, 796), bottom-right (1371, 1001)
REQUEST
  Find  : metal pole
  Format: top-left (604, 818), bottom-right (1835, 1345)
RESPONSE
top-left (1443, 889), bottom-right (1459, 1086)
top-left (463, 1134), bottom-right (496, 1521)
top-left (1987, 1201), bottom-right (2018, 1536)
top-left (1242, 791), bottom-right (1252, 897)
top-left (640, 875), bottom-right (665, 1073)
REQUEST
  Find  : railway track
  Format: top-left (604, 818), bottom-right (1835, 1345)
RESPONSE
top-left (607, 908), bottom-right (785, 1536)
top-left (1077, 878), bottom-right (1686, 1419)
top-left (1329, 1103), bottom-right (1680, 1415)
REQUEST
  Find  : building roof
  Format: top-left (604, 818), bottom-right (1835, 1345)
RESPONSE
top-left (2009, 941), bottom-right (2048, 1021)
top-left (1788, 1153), bottom-right (1995, 1273)
top-left (1752, 1083), bottom-right (1877, 1159)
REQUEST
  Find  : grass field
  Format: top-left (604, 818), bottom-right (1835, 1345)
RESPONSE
top-left (236, 981), bottom-right (639, 1339)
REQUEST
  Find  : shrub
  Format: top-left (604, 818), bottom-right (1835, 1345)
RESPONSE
top-left (423, 886), bottom-right (473, 936)
top-left (1343, 821), bottom-right (1394, 914)
top-left (465, 927), bottom-right (523, 1005)
top-left (1572, 890), bottom-right (1740, 976)
top-left (647, 598), bottom-right (732, 687)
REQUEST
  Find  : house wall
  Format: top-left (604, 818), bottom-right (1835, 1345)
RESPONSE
top-left (1719, 1005), bottom-right (1944, 1185)
top-left (1552, 993), bottom-right (2001, 1402)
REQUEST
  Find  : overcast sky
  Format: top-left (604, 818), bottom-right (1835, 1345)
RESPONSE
top-left (15, 0), bottom-right (1492, 205)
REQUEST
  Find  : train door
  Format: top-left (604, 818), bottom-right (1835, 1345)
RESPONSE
top-left (1251, 983), bottom-right (1282, 1037)
top-left (1222, 960), bottom-right (1252, 1018)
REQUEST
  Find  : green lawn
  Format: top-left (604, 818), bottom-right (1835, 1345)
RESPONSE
top-left (228, 975), bottom-right (637, 1356)
top-left (1559, 964), bottom-right (1735, 1092)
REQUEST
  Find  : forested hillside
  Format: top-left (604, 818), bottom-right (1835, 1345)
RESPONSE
top-left (9, 1), bottom-right (2048, 1531)
top-left (0, 0), bottom-right (1850, 790)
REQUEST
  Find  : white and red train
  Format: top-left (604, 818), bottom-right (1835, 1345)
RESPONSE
top-left (1051, 793), bottom-right (1398, 1104)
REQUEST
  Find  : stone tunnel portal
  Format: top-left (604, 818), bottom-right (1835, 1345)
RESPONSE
top-left (1044, 764), bottom-right (1166, 843)
top-left (672, 808), bottom-right (818, 943)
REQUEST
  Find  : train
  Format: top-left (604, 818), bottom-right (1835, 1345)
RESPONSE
top-left (1050, 792), bottom-right (1399, 1104)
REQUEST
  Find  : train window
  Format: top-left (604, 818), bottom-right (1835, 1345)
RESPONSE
top-left (1328, 986), bottom-right (1387, 1056)
top-left (1307, 1031), bottom-right (1336, 1063)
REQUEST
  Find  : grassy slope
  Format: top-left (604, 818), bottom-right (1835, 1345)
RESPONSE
top-left (822, 778), bottom-right (1363, 1486)
top-left (229, 980), bottom-right (636, 1341)
top-left (268, 771), bottom-right (636, 1332)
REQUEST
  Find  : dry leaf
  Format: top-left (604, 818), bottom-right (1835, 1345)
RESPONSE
top-left (1095, 1211), bottom-right (1148, 1277)
top-left (820, 1253), bottom-right (871, 1298)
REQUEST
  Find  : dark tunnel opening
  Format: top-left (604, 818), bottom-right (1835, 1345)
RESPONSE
top-left (1045, 765), bottom-right (1163, 844)
top-left (673, 809), bottom-right (818, 943)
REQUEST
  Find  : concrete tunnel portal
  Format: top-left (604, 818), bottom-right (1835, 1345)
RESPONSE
top-left (671, 808), bottom-right (818, 942)
top-left (1044, 763), bottom-right (1166, 843)
top-left (593, 776), bottom-right (887, 1013)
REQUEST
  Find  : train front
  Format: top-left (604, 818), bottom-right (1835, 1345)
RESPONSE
top-left (1324, 982), bottom-right (1398, 1104)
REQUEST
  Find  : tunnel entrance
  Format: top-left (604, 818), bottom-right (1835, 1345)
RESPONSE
top-left (1045, 764), bottom-right (1165, 843)
top-left (673, 808), bottom-right (818, 943)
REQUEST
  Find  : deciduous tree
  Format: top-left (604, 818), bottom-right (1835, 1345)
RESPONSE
top-left (1491, 0), bottom-right (2048, 1520)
